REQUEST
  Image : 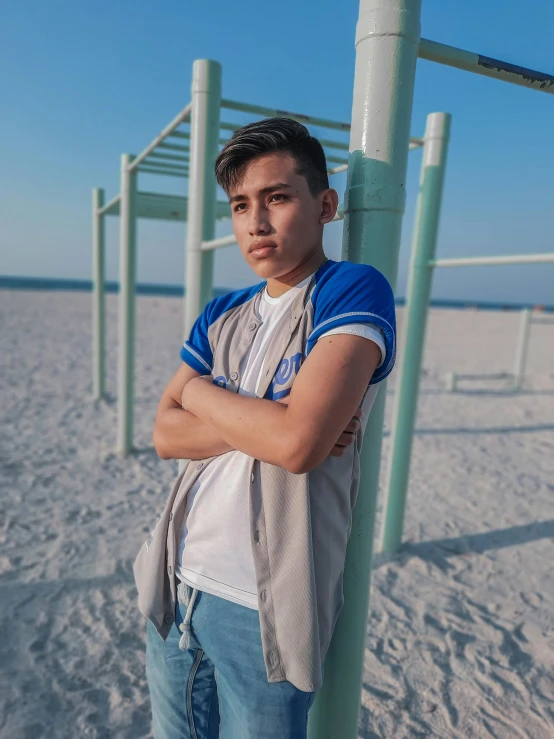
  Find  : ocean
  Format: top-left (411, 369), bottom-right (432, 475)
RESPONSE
top-left (0, 275), bottom-right (552, 312)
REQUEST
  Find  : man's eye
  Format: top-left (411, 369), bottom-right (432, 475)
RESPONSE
top-left (234, 203), bottom-right (246, 212)
top-left (269, 194), bottom-right (286, 203)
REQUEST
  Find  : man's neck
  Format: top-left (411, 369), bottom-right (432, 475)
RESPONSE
top-left (266, 249), bottom-right (327, 298)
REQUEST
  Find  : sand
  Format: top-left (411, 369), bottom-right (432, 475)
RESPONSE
top-left (0, 289), bottom-right (553, 738)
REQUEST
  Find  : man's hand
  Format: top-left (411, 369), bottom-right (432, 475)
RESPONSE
top-left (329, 407), bottom-right (363, 457)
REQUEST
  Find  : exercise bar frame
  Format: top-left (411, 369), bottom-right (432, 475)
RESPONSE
top-left (91, 67), bottom-right (425, 456)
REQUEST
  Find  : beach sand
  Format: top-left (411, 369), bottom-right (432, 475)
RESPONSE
top-left (1, 289), bottom-right (553, 738)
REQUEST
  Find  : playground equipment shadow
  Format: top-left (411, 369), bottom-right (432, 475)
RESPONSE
top-left (375, 519), bottom-right (554, 569)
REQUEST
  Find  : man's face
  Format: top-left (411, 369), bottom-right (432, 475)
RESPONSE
top-left (228, 152), bottom-right (337, 281)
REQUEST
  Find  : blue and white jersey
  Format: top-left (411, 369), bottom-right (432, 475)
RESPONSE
top-left (180, 258), bottom-right (396, 400)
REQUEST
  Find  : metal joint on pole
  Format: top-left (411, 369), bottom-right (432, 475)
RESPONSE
top-left (117, 154), bottom-right (137, 455)
top-left (379, 111), bottom-right (451, 555)
top-left (92, 188), bottom-right (105, 400)
top-left (307, 2), bottom-right (422, 737)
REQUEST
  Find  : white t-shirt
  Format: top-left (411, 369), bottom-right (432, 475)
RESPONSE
top-left (176, 273), bottom-right (386, 610)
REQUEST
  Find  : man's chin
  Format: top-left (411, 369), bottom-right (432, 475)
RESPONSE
top-left (249, 258), bottom-right (282, 280)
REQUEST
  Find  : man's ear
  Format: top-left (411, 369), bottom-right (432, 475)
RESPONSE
top-left (319, 188), bottom-right (339, 225)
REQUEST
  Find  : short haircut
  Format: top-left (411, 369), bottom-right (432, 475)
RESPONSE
top-left (215, 117), bottom-right (329, 197)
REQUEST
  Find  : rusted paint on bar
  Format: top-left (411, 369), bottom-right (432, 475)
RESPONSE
top-left (478, 54), bottom-right (554, 91)
top-left (419, 38), bottom-right (554, 94)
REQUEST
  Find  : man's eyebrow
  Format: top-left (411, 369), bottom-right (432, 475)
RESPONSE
top-left (229, 183), bottom-right (292, 203)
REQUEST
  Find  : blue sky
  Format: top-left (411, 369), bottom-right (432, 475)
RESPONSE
top-left (1, 0), bottom-right (553, 304)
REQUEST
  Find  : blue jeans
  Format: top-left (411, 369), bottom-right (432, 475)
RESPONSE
top-left (146, 587), bottom-right (319, 738)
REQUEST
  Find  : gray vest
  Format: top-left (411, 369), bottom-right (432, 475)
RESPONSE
top-left (134, 273), bottom-right (381, 692)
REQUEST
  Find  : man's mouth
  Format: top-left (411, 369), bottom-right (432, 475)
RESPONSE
top-left (249, 242), bottom-right (277, 259)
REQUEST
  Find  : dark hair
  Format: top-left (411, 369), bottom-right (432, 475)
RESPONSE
top-left (215, 117), bottom-right (329, 197)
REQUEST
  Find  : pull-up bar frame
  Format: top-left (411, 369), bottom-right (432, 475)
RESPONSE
top-left (90, 3), bottom-right (553, 734)
top-left (91, 66), bottom-right (426, 455)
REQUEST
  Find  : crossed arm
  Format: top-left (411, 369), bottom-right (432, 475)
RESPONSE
top-left (153, 333), bottom-right (382, 474)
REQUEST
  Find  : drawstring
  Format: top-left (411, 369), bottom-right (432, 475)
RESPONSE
top-left (177, 581), bottom-right (199, 650)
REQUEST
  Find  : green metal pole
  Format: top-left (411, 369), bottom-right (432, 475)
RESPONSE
top-left (380, 112), bottom-right (451, 554)
top-left (92, 187), bottom-right (105, 400)
top-left (184, 59), bottom-right (222, 340)
top-left (116, 154), bottom-right (137, 455)
top-left (307, 1), bottom-right (421, 737)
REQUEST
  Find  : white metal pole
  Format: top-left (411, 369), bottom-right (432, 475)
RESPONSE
top-left (92, 187), bottom-right (105, 400)
top-left (445, 371), bottom-right (457, 392)
top-left (431, 253), bottom-right (554, 268)
top-left (513, 308), bottom-right (532, 390)
top-left (117, 154), bottom-right (137, 455)
top-left (184, 59), bottom-right (222, 340)
top-left (308, 1), bottom-right (421, 737)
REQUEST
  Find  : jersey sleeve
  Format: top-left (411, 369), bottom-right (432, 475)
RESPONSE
top-left (180, 303), bottom-right (214, 374)
top-left (318, 322), bottom-right (386, 368)
top-left (307, 262), bottom-right (396, 384)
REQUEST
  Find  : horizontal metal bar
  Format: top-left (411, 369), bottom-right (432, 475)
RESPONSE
top-left (325, 154), bottom-right (349, 165)
top-left (430, 253), bottom-right (554, 268)
top-left (138, 166), bottom-right (189, 179)
top-left (141, 160), bottom-right (189, 173)
top-left (201, 233), bottom-right (238, 251)
top-left (99, 191), bottom-right (230, 221)
top-left (97, 193), bottom-right (121, 216)
top-left (220, 121), bottom-right (241, 132)
top-left (147, 151), bottom-right (189, 163)
top-left (319, 138), bottom-right (349, 151)
top-left (454, 372), bottom-right (514, 380)
top-left (221, 98), bottom-right (351, 131)
top-left (328, 164), bottom-right (348, 175)
top-left (419, 38), bottom-right (554, 95)
top-left (137, 192), bottom-right (188, 221)
top-left (128, 102), bottom-right (192, 171)
top-left (409, 138), bottom-right (424, 149)
top-left (173, 129), bottom-right (229, 146)
top-left (158, 141), bottom-right (190, 153)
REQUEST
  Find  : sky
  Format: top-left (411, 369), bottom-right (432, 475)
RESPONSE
top-left (1, 0), bottom-right (553, 305)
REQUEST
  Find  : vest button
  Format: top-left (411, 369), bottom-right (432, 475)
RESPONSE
top-left (196, 463), bottom-right (203, 470)
top-left (249, 323), bottom-right (257, 331)
top-left (164, 613), bottom-right (174, 624)
top-left (254, 530), bottom-right (260, 543)
top-left (259, 589), bottom-right (267, 603)
top-left (230, 372), bottom-right (238, 381)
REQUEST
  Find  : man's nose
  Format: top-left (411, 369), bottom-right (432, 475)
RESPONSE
top-left (248, 205), bottom-right (271, 236)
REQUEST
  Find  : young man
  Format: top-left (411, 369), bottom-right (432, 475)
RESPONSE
top-left (134, 118), bottom-right (396, 738)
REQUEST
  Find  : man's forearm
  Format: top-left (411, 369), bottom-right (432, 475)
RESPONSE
top-left (153, 407), bottom-right (234, 460)
top-left (182, 380), bottom-right (304, 471)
